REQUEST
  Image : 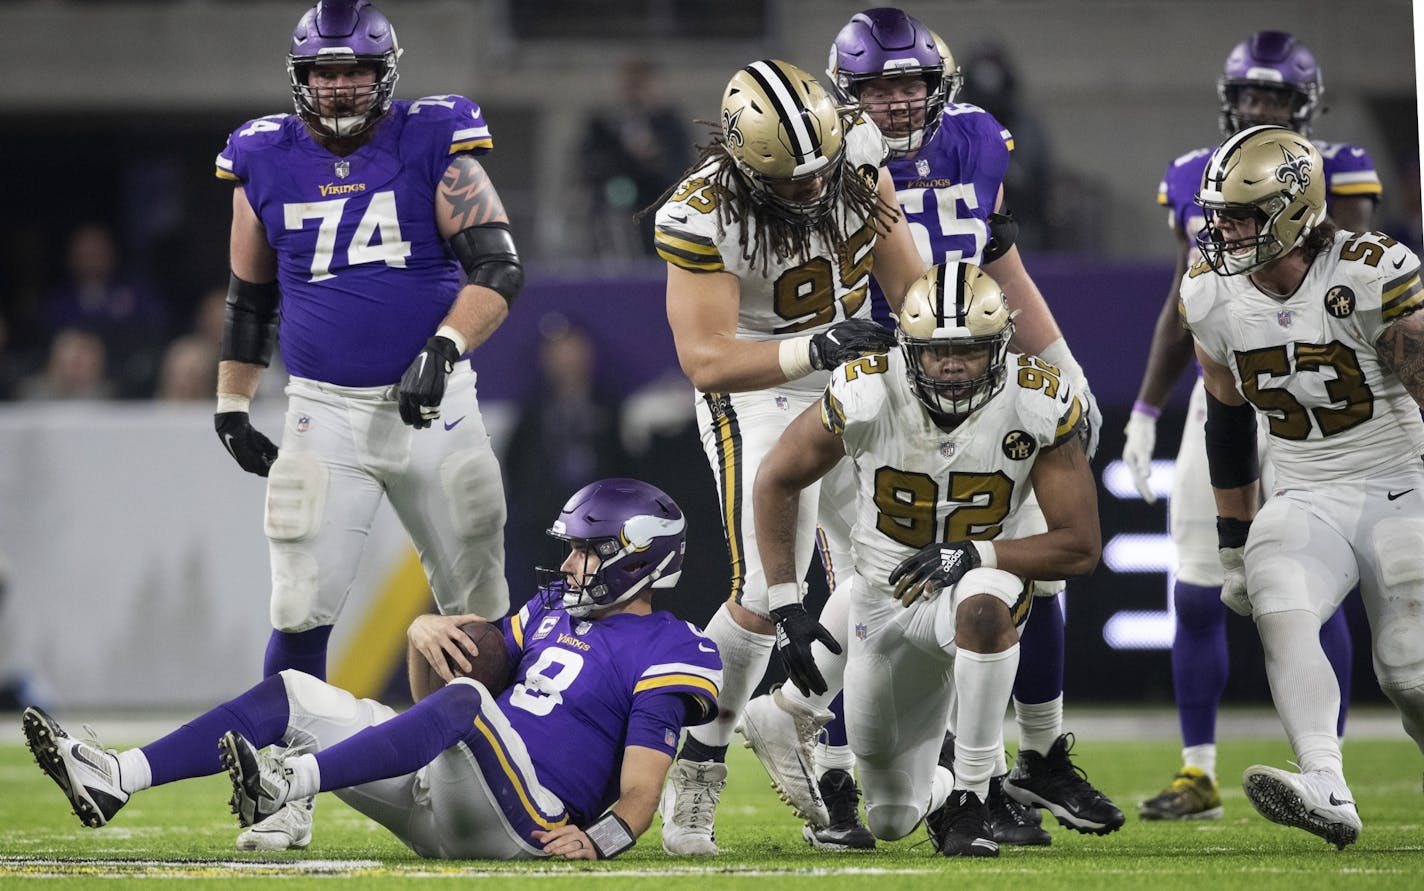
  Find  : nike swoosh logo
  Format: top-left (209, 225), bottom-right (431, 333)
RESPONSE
top-left (1328, 792), bottom-right (1354, 807)
top-left (1393, 256), bottom-right (1407, 268)
top-left (697, 643), bottom-right (715, 653)
top-left (1387, 489), bottom-right (1414, 501)
top-left (222, 433), bottom-right (237, 457)
top-left (443, 416), bottom-right (466, 431)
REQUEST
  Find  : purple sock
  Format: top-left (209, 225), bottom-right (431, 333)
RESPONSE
top-left (824, 691), bottom-right (848, 747)
top-left (1171, 581), bottom-right (1228, 747)
top-left (141, 674), bottom-right (291, 786)
top-left (1013, 595), bottom-right (1064, 704)
top-left (1320, 604), bottom-right (1353, 737)
top-left (263, 626), bottom-right (333, 680)
top-left (315, 682), bottom-right (482, 792)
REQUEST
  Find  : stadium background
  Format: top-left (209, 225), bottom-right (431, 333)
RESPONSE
top-left (0, 0), bottom-right (1417, 713)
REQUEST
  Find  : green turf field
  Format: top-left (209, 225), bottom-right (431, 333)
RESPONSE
top-left (2, 720), bottom-right (1421, 889)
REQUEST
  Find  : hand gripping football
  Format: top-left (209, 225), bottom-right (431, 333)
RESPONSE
top-left (434, 621), bottom-right (513, 696)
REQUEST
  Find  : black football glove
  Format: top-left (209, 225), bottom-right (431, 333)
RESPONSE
top-left (215, 411), bottom-right (279, 477)
top-left (809, 319), bottom-right (896, 371)
top-left (769, 603), bottom-right (842, 697)
top-left (398, 335), bottom-right (461, 428)
top-left (889, 540), bottom-right (982, 607)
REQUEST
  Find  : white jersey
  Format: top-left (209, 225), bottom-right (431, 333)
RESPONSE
top-left (821, 348), bottom-right (1084, 598)
top-left (654, 117), bottom-right (890, 395)
top-left (1181, 229), bottom-right (1424, 488)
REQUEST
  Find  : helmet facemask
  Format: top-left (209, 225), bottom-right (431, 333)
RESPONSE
top-left (288, 1), bottom-right (402, 140)
top-left (1216, 30), bottom-right (1322, 137)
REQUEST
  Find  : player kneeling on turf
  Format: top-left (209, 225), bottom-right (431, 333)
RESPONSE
top-left (22, 479), bottom-right (722, 861)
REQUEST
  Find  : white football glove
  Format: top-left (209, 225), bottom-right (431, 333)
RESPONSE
top-left (1122, 408), bottom-right (1158, 502)
top-left (1218, 545), bottom-right (1251, 616)
top-left (1078, 384), bottom-right (1102, 461)
top-left (1039, 338), bottom-right (1100, 460)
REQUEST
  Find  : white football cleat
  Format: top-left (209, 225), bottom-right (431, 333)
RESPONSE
top-left (237, 797), bottom-right (314, 851)
top-left (1242, 764), bottom-right (1362, 850)
top-left (659, 759), bottom-right (727, 856)
top-left (219, 731), bottom-right (292, 830)
top-left (22, 706), bottom-right (129, 828)
top-left (737, 684), bottom-right (831, 828)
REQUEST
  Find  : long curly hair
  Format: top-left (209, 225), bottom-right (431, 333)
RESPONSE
top-left (643, 116), bottom-right (900, 274)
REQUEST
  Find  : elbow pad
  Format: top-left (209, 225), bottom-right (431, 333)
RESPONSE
top-left (221, 273), bottom-right (280, 366)
top-left (450, 222), bottom-right (524, 306)
top-left (983, 210), bottom-right (1019, 264)
top-left (1203, 388), bottom-right (1260, 488)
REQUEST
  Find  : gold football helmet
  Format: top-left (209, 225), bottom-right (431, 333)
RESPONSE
top-left (1195, 124), bottom-right (1326, 275)
top-left (721, 59), bottom-right (846, 223)
top-left (897, 262), bottom-right (1015, 418)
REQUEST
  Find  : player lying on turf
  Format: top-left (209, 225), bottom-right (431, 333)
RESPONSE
top-left (22, 479), bottom-right (722, 861)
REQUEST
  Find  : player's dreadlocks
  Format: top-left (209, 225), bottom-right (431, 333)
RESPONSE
top-left (643, 115), bottom-right (899, 274)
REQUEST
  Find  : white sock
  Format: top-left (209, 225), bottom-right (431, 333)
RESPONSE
top-left (1182, 744), bottom-right (1217, 780)
top-left (1258, 610), bottom-right (1342, 775)
top-left (816, 743), bottom-right (855, 775)
top-left (284, 753), bottom-right (321, 801)
top-left (953, 644), bottom-right (1019, 796)
top-left (115, 748), bottom-right (152, 794)
top-left (686, 605), bottom-right (774, 748)
top-left (928, 764), bottom-right (954, 814)
top-left (1014, 693), bottom-right (1063, 757)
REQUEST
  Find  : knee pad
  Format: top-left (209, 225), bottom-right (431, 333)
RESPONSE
top-left (282, 668), bottom-right (361, 723)
top-left (264, 452), bottom-right (328, 542)
top-left (1375, 618), bottom-right (1424, 688)
top-left (269, 549), bottom-right (321, 631)
top-left (866, 802), bottom-right (922, 841)
top-left (441, 448), bottom-right (507, 540)
top-left (952, 568), bottom-right (1032, 630)
top-left (1374, 518), bottom-right (1424, 588)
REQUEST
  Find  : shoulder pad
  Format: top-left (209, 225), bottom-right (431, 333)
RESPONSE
top-left (402, 95), bottom-right (493, 155)
top-left (654, 182), bottom-right (725, 272)
top-left (215, 114), bottom-right (291, 181)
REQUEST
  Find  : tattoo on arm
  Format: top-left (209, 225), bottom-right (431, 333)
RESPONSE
top-left (439, 156), bottom-right (508, 229)
top-left (1378, 310), bottom-right (1424, 406)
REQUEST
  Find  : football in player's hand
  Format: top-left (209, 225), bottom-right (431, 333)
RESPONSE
top-left (433, 621), bottom-right (512, 696)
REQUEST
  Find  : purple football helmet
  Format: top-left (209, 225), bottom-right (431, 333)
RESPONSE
top-left (827, 7), bottom-right (960, 157)
top-left (1218, 31), bottom-right (1323, 136)
top-left (537, 479), bottom-right (687, 617)
top-left (288, 0), bottom-right (402, 139)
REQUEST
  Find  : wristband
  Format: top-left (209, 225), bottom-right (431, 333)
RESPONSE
top-left (767, 581), bottom-right (803, 612)
top-left (971, 540), bottom-right (997, 569)
top-left (1216, 516), bottom-right (1252, 549)
top-left (777, 336), bottom-right (815, 381)
top-left (435, 325), bottom-right (469, 357)
top-left (1131, 400), bottom-right (1161, 419)
top-left (1039, 338), bottom-right (1085, 387)
top-left (216, 393), bottom-right (252, 414)
top-left (585, 811), bottom-right (635, 859)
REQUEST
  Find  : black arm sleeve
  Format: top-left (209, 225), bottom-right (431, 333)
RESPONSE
top-left (221, 272), bottom-right (280, 366)
top-left (449, 222), bottom-right (524, 305)
top-left (1203, 387), bottom-right (1260, 488)
top-left (982, 210), bottom-right (1019, 264)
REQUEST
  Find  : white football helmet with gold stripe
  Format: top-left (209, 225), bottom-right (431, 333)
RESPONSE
top-left (1195, 124), bottom-right (1326, 275)
top-left (897, 262), bottom-right (1015, 418)
top-left (721, 59), bottom-right (847, 223)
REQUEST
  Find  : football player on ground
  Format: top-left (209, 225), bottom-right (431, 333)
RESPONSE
top-left (742, 8), bottom-right (1121, 849)
top-left (25, 480), bottom-right (721, 862)
top-left (1122, 32), bottom-right (1380, 821)
top-left (1182, 125), bottom-right (1424, 849)
top-left (652, 59), bottom-right (925, 855)
top-left (210, 0), bottom-right (520, 850)
top-left (755, 261), bottom-right (1100, 858)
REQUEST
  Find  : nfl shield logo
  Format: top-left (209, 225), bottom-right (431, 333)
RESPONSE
top-left (775, 395), bottom-right (789, 411)
top-left (334, 160), bottom-right (350, 179)
top-left (575, 621), bottom-right (592, 635)
top-left (1276, 310), bottom-right (1293, 328)
top-left (296, 415), bottom-right (311, 433)
top-left (916, 158), bottom-right (930, 176)
top-left (855, 622), bottom-right (868, 640)
top-left (940, 441), bottom-right (955, 458)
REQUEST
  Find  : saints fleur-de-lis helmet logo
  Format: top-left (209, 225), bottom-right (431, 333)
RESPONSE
top-left (722, 107), bottom-right (745, 148)
top-left (1274, 144), bottom-right (1313, 196)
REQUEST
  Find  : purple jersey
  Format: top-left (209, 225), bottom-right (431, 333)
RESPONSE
top-left (479, 595), bottom-right (721, 825)
top-left (214, 96), bottom-right (493, 387)
top-left (1157, 138), bottom-right (1382, 241)
top-left (870, 103), bottom-right (1014, 326)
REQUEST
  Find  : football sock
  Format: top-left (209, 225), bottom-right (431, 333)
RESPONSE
top-left (1319, 604), bottom-right (1354, 737)
top-left (315, 681), bottom-right (481, 793)
top-left (816, 743), bottom-right (855, 776)
top-left (678, 735), bottom-right (727, 764)
top-left (263, 626), bottom-right (333, 680)
top-left (1171, 581), bottom-right (1227, 747)
top-left (141, 674), bottom-right (290, 786)
top-left (1258, 610), bottom-right (1342, 775)
top-left (115, 748), bottom-right (152, 794)
top-left (1182, 743), bottom-right (1217, 780)
top-left (686, 605), bottom-right (773, 748)
top-left (1013, 593), bottom-right (1064, 705)
top-left (929, 764), bottom-right (954, 814)
top-left (1013, 694), bottom-right (1063, 758)
top-left (823, 691), bottom-right (849, 747)
top-left (954, 644), bottom-right (1019, 796)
